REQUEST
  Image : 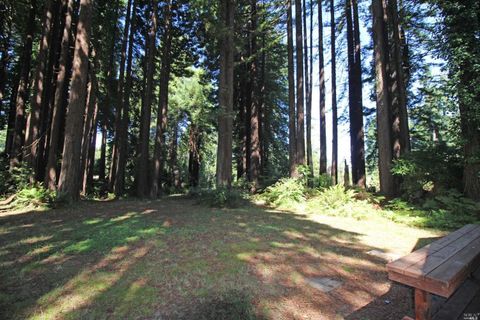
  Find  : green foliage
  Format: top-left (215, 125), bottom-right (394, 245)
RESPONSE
top-left (14, 183), bottom-right (55, 207)
top-left (306, 185), bottom-right (377, 219)
top-left (190, 187), bottom-right (247, 208)
top-left (260, 178), bottom-right (306, 207)
top-left (314, 174), bottom-right (333, 189)
top-left (384, 189), bottom-right (480, 229)
top-left (0, 158), bottom-right (54, 208)
top-left (391, 144), bottom-right (463, 201)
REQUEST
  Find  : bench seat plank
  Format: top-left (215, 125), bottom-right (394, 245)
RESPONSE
top-left (388, 225), bottom-right (479, 275)
top-left (387, 224), bottom-right (480, 297)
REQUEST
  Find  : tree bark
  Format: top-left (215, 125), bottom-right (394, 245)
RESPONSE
top-left (114, 0), bottom-right (137, 195)
top-left (109, 0), bottom-right (132, 192)
top-left (249, 0), bottom-right (260, 192)
top-left (57, 0), bottom-right (92, 200)
top-left (304, 0), bottom-right (313, 176)
top-left (151, 0), bottom-right (173, 197)
top-left (188, 124), bottom-right (201, 187)
top-left (45, 0), bottom-right (74, 190)
top-left (372, 0), bottom-right (395, 197)
top-left (318, 0), bottom-right (327, 175)
top-left (105, 0), bottom-right (121, 190)
top-left (79, 49), bottom-right (97, 195)
top-left (10, 0), bottom-right (36, 168)
top-left (346, 0), bottom-right (366, 188)
top-left (287, 0), bottom-right (296, 177)
top-left (24, 0), bottom-right (55, 172)
top-left (136, 0), bottom-right (157, 197)
top-left (295, 0), bottom-right (305, 167)
top-left (215, 0), bottom-right (235, 188)
top-left (330, 0), bottom-right (338, 184)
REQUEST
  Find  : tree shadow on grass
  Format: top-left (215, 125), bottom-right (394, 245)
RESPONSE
top-left (0, 197), bottom-right (414, 319)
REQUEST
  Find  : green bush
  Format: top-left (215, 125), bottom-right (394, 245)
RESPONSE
top-left (15, 183), bottom-right (56, 207)
top-left (306, 185), bottom-right (377, 219)
top-left (391, 144), bottom-right (463, 201)
top-left (190, 187), bottom-right (247, 208)
top-left (260, 178), bottom-right (306, 206)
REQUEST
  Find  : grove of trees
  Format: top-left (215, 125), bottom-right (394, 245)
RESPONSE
top-left (0, 0), bottom-right (478, 202)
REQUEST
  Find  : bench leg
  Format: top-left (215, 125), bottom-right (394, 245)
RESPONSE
top-left (414, 288), bottom-right (432, 320)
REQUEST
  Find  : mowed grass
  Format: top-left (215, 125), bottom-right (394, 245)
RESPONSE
top-left (0, 196), bottom-right (442, 319)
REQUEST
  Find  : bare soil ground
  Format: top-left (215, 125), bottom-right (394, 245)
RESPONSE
top-left (0, 197), bottom-right (442, 319)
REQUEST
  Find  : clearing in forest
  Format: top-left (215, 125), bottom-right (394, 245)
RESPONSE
top-left (0, 197), bottom-right (442, 319)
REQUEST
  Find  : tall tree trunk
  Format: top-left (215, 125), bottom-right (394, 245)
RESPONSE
top-left (169, 119), bottom-right (180, 189)
top-left (346, 0), bottom-right (366, 188)
top-left (57, 0), bottom-right (92, 200)
top-left (216, 0), bottom-right (235, 188)
top-left (45, 0), bottom-right (74, 190)
top-left (303, 0), bottom-right (312, 176)
top-left (79, 49), bottom-right (97, 194)
top-left (295, 0), bottom-right (305, 167)
top-left (372, 0), bottom-right (395, 197)
top-left (24, 0), bottom-right (55, 173)
top-left (114, 0), bottom-right (137, 195)
top-left (105, 0), bottom-right (120, 190)
top-left (387, 0), bottom-right (409, 157)
top-left (109, 0), bottom-right (132, 192)
top-left (249, 0), bottom-right (260, 192)
top-left (85, 101), bottom-right (99, 195)
top-left (330, 0), bottom-right (338, 184)
top-left (188, 124), bottom-right (201, 187)
top-left (37, 0), bottom-right (62, 182)
top-left (136, 1), bottom-right (157, 197)
top-left (287, 0), bottom-right (296, 177)
top-left (318, 0), bottom-right (327, 175)
top-left (151, 0), bottom-right (173, 197)
top-left (10, 0), bottom-right (36, 168)
top-left (98, 122), bottom-right (107, 184)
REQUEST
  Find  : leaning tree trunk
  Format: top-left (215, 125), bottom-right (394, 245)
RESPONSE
top-left (295, 0), bottom-right (305, 167)
top-left (215, 0), bottom-right (235, 188)
top-left (10, 0), bottom-right (36, 168)
top-left (136, 1), bottom-right (158, 197)
top-left (330, 0), bottom-right (338, 184)
top-left (318, 0), bottom-right (327, 175)
top-left (57, 0), bottom-right (92, 200)
top-left (151, 0), bottom-right (173, 198)
top-left (287, 0), bottom-right (296, 177)
top-left (45, 0), bottom-right (74, 190)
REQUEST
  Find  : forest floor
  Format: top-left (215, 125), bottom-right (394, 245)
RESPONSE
top-left (0, 196), bottom-right (443, 320)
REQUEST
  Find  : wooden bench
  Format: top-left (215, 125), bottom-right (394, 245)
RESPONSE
top-left (387, 224), bottom-right (480, 320)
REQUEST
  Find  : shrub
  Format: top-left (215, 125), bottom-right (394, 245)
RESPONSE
top-left (306, 185), bottom-right (377, 219)
top-left (190, 187), bottom-right (247, 208)
top-left (260, 178), bottom-right (306, 206)
top-left (391, 144), bottom-right (463, 201)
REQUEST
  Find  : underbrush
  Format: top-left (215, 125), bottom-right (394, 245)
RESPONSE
top-left (189, 187), bottom-right (248, 208)
top-left (259, 175), bottom-right (479, 230)
top-left (0, 158), bottom-right (55, 210)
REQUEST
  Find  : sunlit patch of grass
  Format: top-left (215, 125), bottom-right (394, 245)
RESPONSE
top-left (64, 239), bottom-right (93, 254)
top-left (83, 218), bottom-right (103, 225)
top-left (20, 235), bottom-right (53, 245)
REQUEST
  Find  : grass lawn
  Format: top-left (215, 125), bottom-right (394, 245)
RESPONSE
top-left (0, 196), bottom-right (443, 319)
